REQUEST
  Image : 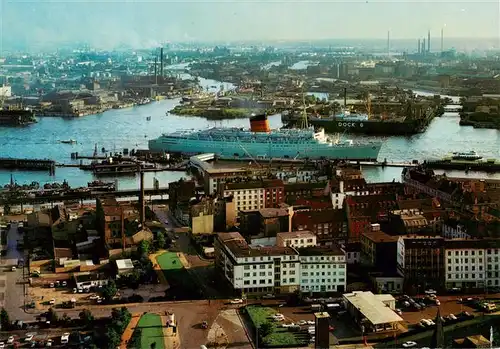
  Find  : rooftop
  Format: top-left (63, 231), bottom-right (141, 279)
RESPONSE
top-left (217, 232), bottom-right (298, 258)
top-left (116, 258), bottom-right (134, 270)
top-left (277, 230), bottom-right (316, 240)
top-left (343, 291), bottom-right (403, 325)
top-left (259, 208), bottom-right (289, 219)
top-left (298, 245), bottom-right (344, 256)
top-left (362, 230), bottom-right (398, 243)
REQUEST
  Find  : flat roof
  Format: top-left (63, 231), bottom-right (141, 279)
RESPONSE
top-left (116, 259), bottom-right (134, 270)
top-left (343, 291), bottom-right (403, 325)
top-left (277, 231), bottom-right (316, 240)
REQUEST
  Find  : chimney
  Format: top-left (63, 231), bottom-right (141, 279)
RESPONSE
top-left (139, 169), bottom-right (145, 225)
top-left (154, 55), bottom-right (157, 84)
top-left (422, 38), bottom-right (426, 55)
top-left (387, 30), bottom-right (390, 57)
top-left (160, 47), bottom-right (164, 78)
top-left (427, 30), bottom-right (431, 52)
top-left (441, 28), bottom-right (444, 53)
top-left (418, 39), bottom-right (421, 54)
top-left (121, 207), bottom-right (126, 251)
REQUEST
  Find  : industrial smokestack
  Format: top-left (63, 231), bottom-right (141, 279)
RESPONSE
top-left (343, 88), bottom-right (347, 107)
top-left (427, 30), bottom-right (431, 52)
top-left (154, 55), bottom-right (157, 84)
top-left (160, 47), bottom-right (164, 78)
top-left (387, 31), bottom-right (390, 57)
top-left (418, 39), bottom-right (421, 54)
top-left (139, 169), bottom-right (145, 225)
top-left (422, 38), bottom-right (426, 55)
top-left (441, 28), bottom-right (444, 53)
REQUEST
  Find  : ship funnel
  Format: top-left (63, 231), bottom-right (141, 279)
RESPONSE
top-left (250, 114), bottom-right (270, 133)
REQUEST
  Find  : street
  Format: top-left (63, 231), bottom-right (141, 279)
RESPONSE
top-left (1, 222), bottom-right (29, 321)
top-left (153, 207), bottom-right (221, 298)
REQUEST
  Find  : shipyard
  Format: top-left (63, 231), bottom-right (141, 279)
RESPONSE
top-left (0, 2), bottom-right (499, 349)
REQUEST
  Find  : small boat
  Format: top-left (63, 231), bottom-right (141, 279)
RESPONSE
top-left (146, 116), bottom-right (151, 121)
top-left (60, 139), bottom-right (77, 144)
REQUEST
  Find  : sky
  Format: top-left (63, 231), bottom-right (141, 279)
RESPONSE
top-left (0, 0), bottom-right (499, 50)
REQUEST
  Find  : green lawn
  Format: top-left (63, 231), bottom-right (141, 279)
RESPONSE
top-left (246, 305), bottom-right (305, 347)
top-left (157, 252), bottom-right (183, 271)
top-left (135, 313), bottom-right (165, 349)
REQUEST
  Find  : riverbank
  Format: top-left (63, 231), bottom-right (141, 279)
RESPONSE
top-left (170, 105), bottom-right (264, 119)
top-left (35, 98), bottom-right (157, 118)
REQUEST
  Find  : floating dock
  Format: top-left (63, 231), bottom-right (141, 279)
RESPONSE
top-left (0, 158), bottom-right (55, 174)
top-left (424, 159), bottom-right (500, 172)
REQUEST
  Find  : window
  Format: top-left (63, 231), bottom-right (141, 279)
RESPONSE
top-left (244, 265), bottom-right (250, 270)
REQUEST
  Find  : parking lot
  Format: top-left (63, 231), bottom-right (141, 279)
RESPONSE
top-left (397, 295), bottom-right (478, 326)
top-left (28, 284), bottom-right (102, 310)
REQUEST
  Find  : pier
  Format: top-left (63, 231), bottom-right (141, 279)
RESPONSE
top-left (0, 187), bottom-right (170, 206)
top-left (0, 158), bottom-right (55, 175)
top-left (346, 161), bottom-right (418, 168)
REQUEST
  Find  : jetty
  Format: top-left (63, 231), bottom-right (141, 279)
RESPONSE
top-left (0, 187), bottom-right (170, 206)
top-left (0, 158), bottom-right (55, 175)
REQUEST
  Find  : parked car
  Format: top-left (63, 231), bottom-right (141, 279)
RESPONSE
top-left (402, 341), bottom-right (417, 348)
top-left (230, 299), bottom-right (243, 304)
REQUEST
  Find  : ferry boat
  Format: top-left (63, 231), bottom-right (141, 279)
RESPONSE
top-left (148, 114), bottom-right (382, 161)
top-left (451, 151), bottom-right (482, 161)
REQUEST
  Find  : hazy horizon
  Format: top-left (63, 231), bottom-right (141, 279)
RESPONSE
top-left (1, 0), bottom-right (499, 51)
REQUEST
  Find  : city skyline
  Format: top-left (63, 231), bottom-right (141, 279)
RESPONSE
top-left (1, 0), bottom-right (499, 51)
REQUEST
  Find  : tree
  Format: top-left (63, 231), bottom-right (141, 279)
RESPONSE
top-left (137, 240), bottom-right (151, 257)
top-left (47, 307), bottom-right (58, 324)
top-left (150, 343), bottom-right (157, 349)
top-left (0, 308), bottom-right (9, 330)
top-left (258, 322), bottom-right (274, 338)
top-left (129, 269), bottom-right (141, 288)
top-left (156, 231), bottom-right (167, 249)
top-left (105, 327), bottom-right (121, 349)
top-left (79, 309), bottom-right (94, 328)
top-left (102, 280), bottom-right (117, 301)
top-left (61, 313), bottom-right (72, 326)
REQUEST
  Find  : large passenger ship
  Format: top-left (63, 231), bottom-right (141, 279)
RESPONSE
top-left (149, 114), bottom-right (382, 161)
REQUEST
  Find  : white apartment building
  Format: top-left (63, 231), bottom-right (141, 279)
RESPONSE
top-left (277, 231), bottom-right (317, 248)
top-left (215, 232), bottom-right (300, 294)
top-left (215, 232), bottom-right (347, 295)
top-left (445, 239), bottom-right (500, 290)
top-left (299, 247), bottom-right (346, 293)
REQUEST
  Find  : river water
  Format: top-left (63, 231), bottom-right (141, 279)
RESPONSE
top-left (1, 76), bottom-right (498, 189)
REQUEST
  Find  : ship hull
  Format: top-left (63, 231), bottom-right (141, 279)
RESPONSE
top-left (309, 118), bottom-right (424, 135)
top-left (0, 110), bottom-right (37, 126)
top-left (149, 137), bottom-right (382, 161)
top-left (282, 115), bottom-right (428, 135)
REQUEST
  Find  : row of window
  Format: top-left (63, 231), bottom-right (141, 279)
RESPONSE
top-left (302, 264), bottom-right (345, 269)
top-left (300, 256), bottom-right (344, 262)
top-left (447, 249), bottom-right (500, 256)
top-left (302, 271), bottom-right (345, 277)
top-left (302, 278), bottom-right (345, 284)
